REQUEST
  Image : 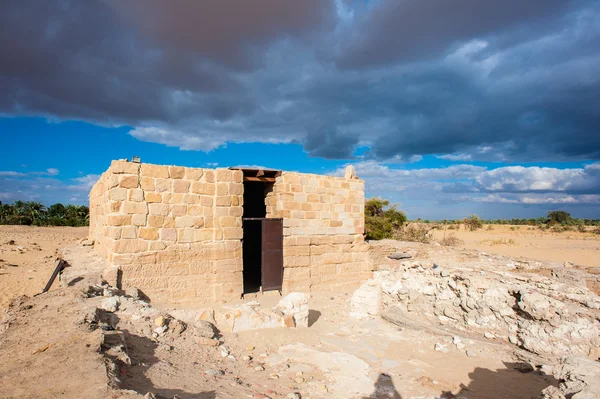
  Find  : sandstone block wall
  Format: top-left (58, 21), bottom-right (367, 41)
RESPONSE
top-left (89, 161), bottom-right (371, 304)
top-left (89, 160), bottom-right (244, 303)
top-left (267, 172), bottom-right (371, 292)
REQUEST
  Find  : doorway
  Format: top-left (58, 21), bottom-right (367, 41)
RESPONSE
top-left (234, 168), bottom-right (283, 294)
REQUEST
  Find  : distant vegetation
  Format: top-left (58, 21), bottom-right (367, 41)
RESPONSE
top-left (0, 201), bottom-right (89, 226)
top-left (410, 210), bottom-right (600, 228)
top-left (366, 197), bottom-right (600, 242)
top-left (364, 198), bottom-right (407, 240)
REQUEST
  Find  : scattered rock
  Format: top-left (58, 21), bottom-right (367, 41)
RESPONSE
top-left (204, 369), bottom-right (224, 377)
top-left (246, 346), bottom-right (255, 351)
top-left (434, 343), bottom-right (448, 353)
top-left (254, 365), bottom-right (265, 371)
top-left (466, 350), bottom-right (477, 358)
top-left (350, 280), bottom-right (381, 320)
top-left (195, 337), bottom-right (219, 347)
top-left (190, 320), bottom-right (216, 339)
top-left (99, 297), bottom-right (120, 312)
top-left (275, 292), bottom-right (309, 328)
top-left (154, 316), bottom-right (166, 327)
top-left (286, 393), bottom-right (301, 399)
top-left (388, 253), bottom-right (412, 260)
top-left (81, 239), bottom-right (94, 246)
top-left (294, 377), bottom-right (305, 384)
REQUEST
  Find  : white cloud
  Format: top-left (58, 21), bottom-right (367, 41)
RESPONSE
top-left (46, 168), bottom-right (59, 176)
top-left (0, 171), bottom-right (26, 177)
top-left (334, 161), bottom-right (600, 215)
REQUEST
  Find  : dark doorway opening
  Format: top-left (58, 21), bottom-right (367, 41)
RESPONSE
top-left (234, 168), bottom-right (284, 295)
top-left (242, 182), bottom-right (267, 293)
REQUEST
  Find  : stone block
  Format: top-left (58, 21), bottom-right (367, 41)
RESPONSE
top-left (119, 175), bottom-right (139, 188)
top-left (169, 166), bottom-right (185, 179)
top-left (194, 229), bottom-right (213, 242)
top-left (109, 215), bottom-right (131, 226)
top-left (131, 214), bottom-right (147, 226)
top-left (204, 170), bottom-right (215, 183)
top-left (155, 179), bottom-right (172, 192)
top-left (123, 201), bottom-right (148, 214)
top-left (216, 196), bottom-right (231, 206)
top-left (160, 228), bottom-right (177, 242)
top-left (128, 188), bottom-right (144, 202)
top-left (176, 216), bottom-right (203, 228)
top-left (216, 183), bottom-right (228, 196)
top-left (177, 228), bottom-right (195, 243)
top-left (111, 160), bottom-right (140, 174)
top-left (191, 182), bottom-right (215, 195)
top-left (122, 226), bottom-right (137, 239)
top-left (164, 193), bottom-right (184, 204)
top-left (171, 204), bottom-right (187, 217)
top-left (141, 177), bottom-right (155, 191)
top-left (138, 227), bottom-right (159, 240)
top-left (229, 183), bottom-right (243, 195)
top-left (109, 201), bottom-right (122, 213)
top-left (223, 227), bottom-right (243, 240)
top-left (114, 239), bottom-right (148, 253)
top-left (149, 203), bottom-right (169, 216)
top-left (145, 192), bottom-right (162, 203)
top-left (184, 168), bottom-right (203, 180)
top-left (173, 180), bottom-right (191, 193)
top-left (141, 163), bottom-right (169, 178)
top-left (109, 187), bottom-right (127, 201)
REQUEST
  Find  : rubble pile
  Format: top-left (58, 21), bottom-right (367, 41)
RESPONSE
top-left (360, 259), bottom-right (600, 359)
top-left (355, 246), bottom-right (600, 399)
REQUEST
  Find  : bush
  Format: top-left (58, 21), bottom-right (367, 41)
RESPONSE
top-left (364, 198), bottom-right (407, 240)
top-left (439, 233), bottom-right (463, 246)
top-left (464, 215), bottom-right (483, 231)
top-left (547, 210), bottom-right (571, 224)
top-left (395, 223), bottom-right (431, 243)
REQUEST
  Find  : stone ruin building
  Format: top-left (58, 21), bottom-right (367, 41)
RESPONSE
top-left (88, 160), bottom-right (371, 304)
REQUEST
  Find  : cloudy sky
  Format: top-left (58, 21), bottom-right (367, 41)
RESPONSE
top-left (1, 0), bottom-right (599, 219)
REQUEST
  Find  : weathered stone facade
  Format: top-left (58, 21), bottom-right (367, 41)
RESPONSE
top-left (89, 160), bottom-right (370, 304)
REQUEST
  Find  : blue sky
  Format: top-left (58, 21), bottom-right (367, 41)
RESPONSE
top-left (1, 0), bottom-right (599, 219)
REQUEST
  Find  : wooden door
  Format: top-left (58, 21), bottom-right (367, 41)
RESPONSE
top-left (261, 218), bottom-right (283, 291)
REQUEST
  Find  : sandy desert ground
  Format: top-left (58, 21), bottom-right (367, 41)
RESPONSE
top-left (0, 225), bottom-right (599, 399)
top-left (0, 226), bottom-right (87, 309)
top-left (429, 224), bottom-right (600, 267)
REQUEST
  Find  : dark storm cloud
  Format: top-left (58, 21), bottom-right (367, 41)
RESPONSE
top-left (0, 0), bottom-right (332, 125)
top-left (335, 0), bottom-right (572, 68)
top-left (108, 0), bottom-right (336, 70)
top-left (1, 0), bottom-right (599, 162)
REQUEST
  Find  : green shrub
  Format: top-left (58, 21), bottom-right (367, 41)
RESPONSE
top-left (464, 215), bottom-right (483, 231)
top-left (364, 198), bottom-right (407, 240)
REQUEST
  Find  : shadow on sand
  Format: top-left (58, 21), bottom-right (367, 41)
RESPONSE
top-left (363, 362), bottom-right (557, 399)
top-left (105, 328), bottom-right (216, 399)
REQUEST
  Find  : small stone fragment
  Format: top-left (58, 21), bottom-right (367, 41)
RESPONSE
top-left (154, 316), bottom-right (166, 327)
top-left (204, 369), bottom-right (224, 376)
top-left (286, 393), bottom-right (301, 399)
top-left (254, 365), bottom-right (265, 371)
top-left (195, 337), bottom-right (219, 346)
top-left (294, 377), bottom-right (305, 384)
top-left (388, 253), bottom-right (412, 260)
top-left (99, 297), bottom-right (120, 312)
top-left (246, 346), bottom-right (255, 351)
top-left (466, 350), bottom-right (477, 358)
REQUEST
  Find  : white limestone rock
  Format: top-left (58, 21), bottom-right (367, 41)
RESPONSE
top-left (276, 292), bottom-right (309, 327)
top-left (350, 280), bottom-right (381, 320)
